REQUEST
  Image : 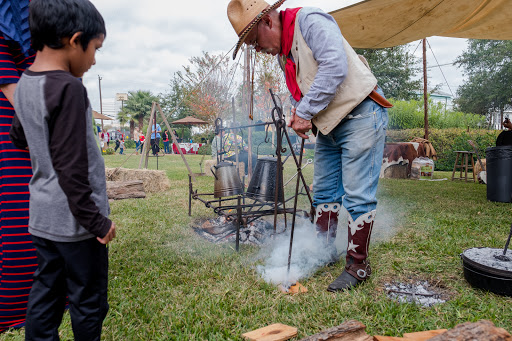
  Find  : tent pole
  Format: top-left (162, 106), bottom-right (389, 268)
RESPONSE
top-left (139, 102), bottom-right (155, 169)
top-left (423, 38), bottom-right (429, 140)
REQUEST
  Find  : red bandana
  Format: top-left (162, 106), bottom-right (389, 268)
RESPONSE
top-left (280, 7), bottom-right (302, 102)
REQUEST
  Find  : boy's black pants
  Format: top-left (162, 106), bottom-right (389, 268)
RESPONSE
top-left (25, 236), bottom-right (109, 341)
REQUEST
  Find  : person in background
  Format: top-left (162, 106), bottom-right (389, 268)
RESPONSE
top-left (227, 0), bottom-right (391, 291)
top-left (150, 122), bottom-right (161, 156)
top-left (173, 129), bottom-right (180, 143)
top-left (496, 118), bottom-right (512, 146)
top-left (102, 129), bottom-right (108, 151)
top-left (211, 129), bottom-right (256, 175)
top-left (163, 129), bottom-right (170, 154)
top-left (139, 132), bottom-right (145, 153)
top-left (134, 128), bottom-right (141, 155)
top-left (114, 137), bottom-right (120, 153)
top-left (106, 130), bottom-right (110, 147)
top-left (119, 139), bottom-right (125, 155)
top-left (100, 129), bottom-right (105, 150)
top-left (0, 0), bottom-right (38, 333)
top-left (10, 0), bottom-right (115, 338)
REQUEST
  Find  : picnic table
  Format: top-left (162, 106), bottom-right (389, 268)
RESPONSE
top-left (172, 143), bottom-right (203, 154)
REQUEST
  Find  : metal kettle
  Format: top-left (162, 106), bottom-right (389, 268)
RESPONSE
top-left (211, 162), bottom-right (243, 198)
top-left (246, 157), bottom-right (284, 202)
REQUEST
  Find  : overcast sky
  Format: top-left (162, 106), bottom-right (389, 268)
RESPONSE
top-left (86, 0), bottom-right (469, 118)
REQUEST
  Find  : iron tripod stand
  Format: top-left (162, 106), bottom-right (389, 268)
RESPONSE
top-left (188, 89), bottom-right (313, 252)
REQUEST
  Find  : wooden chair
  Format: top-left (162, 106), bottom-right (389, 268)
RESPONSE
top-left (451, 151), bottom-right (476, 182)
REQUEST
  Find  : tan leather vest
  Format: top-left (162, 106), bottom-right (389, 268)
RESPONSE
top-left (290, 11), bottom-right (378, 135)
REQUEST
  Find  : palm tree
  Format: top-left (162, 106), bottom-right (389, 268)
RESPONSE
top-left (117, 108), bottom-right (132, 137)
top-left (121, 90), bottom-right (159, 135)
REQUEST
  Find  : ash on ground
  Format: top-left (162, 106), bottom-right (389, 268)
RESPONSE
top-left (193, 216), bottom-right (274, 246)
top-left (463, 247), bottom-right (512, 272)
top-left (385, 281), bottom-right (447, 307)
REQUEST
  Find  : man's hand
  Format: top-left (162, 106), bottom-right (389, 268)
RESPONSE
top-left (287, 108), bottom-right (312, 139)
top-left (97, 222), bottom-right (116, 245)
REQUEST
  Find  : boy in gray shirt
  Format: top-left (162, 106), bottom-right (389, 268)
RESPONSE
top-left (9, 0), bottom-right (115, 339)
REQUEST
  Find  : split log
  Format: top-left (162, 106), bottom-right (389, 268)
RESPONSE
top-left (374, 329), bottom-right (447, 340)
top-left (106, 180), bottom-right (146, 200)
top-left (242, 323), bottom-right (297, 341)
top-left (402, 329), bottom-right (447, 340)
top-left (426, 320), bottom-right (512, 341)
top-left (299, 320), bottom-right (372, 341)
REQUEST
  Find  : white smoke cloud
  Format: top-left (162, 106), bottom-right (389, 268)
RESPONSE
top-left (254, 205), bottom-right (397, 285)
top-left (255, 216), bottom-right (347, 285)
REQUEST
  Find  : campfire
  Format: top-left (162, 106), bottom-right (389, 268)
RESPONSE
top-left (193, 216), bottom-right (274, 245)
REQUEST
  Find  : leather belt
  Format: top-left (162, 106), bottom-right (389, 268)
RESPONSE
top-left (368, 86), bottom-right (393, 108)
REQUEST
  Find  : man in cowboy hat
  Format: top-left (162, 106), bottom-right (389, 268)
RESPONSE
top-left (227, 0), bottom-right (392, 291)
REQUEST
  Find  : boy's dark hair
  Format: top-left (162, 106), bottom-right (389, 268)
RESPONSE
top-left (29, 0), bottom-right (106, 52)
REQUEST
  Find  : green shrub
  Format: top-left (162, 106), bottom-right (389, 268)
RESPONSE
top-left (124, 140), bottom-right (136, 149)
top-left (197, 144), bottom-right (211, 156)
top-left (386, 128), bottom-right (500, 171)
top-left (102, 147), bottom-right (115, 155)
top-left (192, 130), bottom-right (215, 145)
top-left (388, 98), bottom-right (486, 130)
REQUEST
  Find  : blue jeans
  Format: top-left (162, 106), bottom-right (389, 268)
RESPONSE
top-left (313, 94), bottom-right (388, 221)
top-left (163, 141), bottom-right (170, 153)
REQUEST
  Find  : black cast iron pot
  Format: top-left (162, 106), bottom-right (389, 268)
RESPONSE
top-left (246, 157), bottom-right (284, 202)
top-left (461, 248), bottom-right (512, 297)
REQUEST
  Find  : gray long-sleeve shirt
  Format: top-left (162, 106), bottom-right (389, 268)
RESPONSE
top-left (10, 70), bottom-right (111, 242)
top-left (291, 7), bottom-right (348, 121)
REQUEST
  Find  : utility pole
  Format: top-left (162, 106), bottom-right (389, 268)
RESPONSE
top-left (98, 75), bottom-right (103, 130)
top-left (423, 39), bottom-right (429, 140)
top-left (116, 93), bottom-right (129, 136)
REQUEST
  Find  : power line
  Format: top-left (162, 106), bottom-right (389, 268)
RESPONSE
top-left (426, 39), bottom-right (455, 98)
top-left (412, 39), bottom-right (422, 55)
top-left (428, 62), bottom-right (456, 68)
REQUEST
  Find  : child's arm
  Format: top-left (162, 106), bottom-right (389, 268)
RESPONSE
top-left (47, 77), bottom-right (112, 240)
top-left (9, 112), bottom-right (29, 150)
top-left (97, 221), bottom-right (116, 244)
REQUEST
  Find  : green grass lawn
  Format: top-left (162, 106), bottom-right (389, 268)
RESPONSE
top-left (3, 149), bottom-right (512, 340)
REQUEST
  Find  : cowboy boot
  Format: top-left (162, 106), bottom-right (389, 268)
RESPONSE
top-left (327, 210), bottom-right (376, 292)
top-left (313, 203), bottom-right (341, 264)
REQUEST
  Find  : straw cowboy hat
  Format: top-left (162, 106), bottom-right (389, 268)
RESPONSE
top-left (227, 0), bottom-right (286, 60)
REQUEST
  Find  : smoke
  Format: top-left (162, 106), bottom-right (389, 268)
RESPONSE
top-left (255, 216), bottom-right (346, 285)
top-left (370, 200), bottom-right (399, 242)
top-left (254, 205), bottom-right (397, 285)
